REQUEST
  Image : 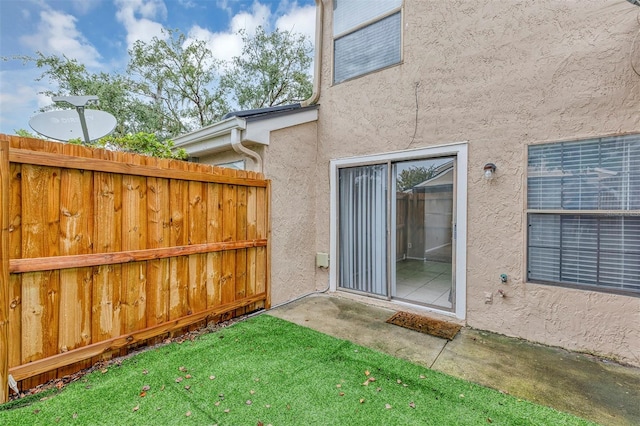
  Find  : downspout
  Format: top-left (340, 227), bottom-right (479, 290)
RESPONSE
top-left (301, 0), bottom-right (323, 107)
top-left (230, 127), bottom-right (263, 173)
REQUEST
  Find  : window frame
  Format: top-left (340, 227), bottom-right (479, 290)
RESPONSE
top-left (332, 1), bottom-right (404, 84)
top-left (525, 134), bottom-right (640, 297)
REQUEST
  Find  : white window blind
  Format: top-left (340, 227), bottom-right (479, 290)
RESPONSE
top-left (338, 164), bottom-right (388, 296)
top-left (333, 0), bottom-right (402, 83)
top-left (333, 0), bottom-right (402, 36)
top-left (527, 135), bottom-right (640, 295)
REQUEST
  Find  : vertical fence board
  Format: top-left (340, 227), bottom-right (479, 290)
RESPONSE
top-left (8, 162), bottom-right (22, 371)
top-left (21, 161), bottom-right (61, 387)
top-left (235, 183), bottom-right (248, 315)
top-left (121, 154), bottom-right (147, 335)
top-left (169, 170), bottom-right (189, 320)
top-left (206, 182), bottom-right (223, 309)
top-left (1, 139), bottom-right (10, 402)
top-left (146, 157), bottom-right (170, 331)
top-left (221, 169), bottom-right (237, 308)
top-left (57, 161), bottom-right (94, 375)
top-left (255, 185), bottom-right (267, 310)
top-left (188, 163), bottom-right (207, 321)
top-left (93, 153), bottom-right (123, 345)
top-left (246, 178), bottom-right (258, 312)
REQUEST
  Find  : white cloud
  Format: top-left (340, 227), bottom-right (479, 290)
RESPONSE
top-left (186, 2), bottom-right (271, 64)
top-left (20, 8), bottom-right (102, 67)
top-left (229, 2), bottom-right (271, 34)
top-left (276, 3), bottom-right (316, 42)
top-left (0, 68), bottom-right (50, 133)
top-left (114, 0), bottom-right (168, 48)
top-left (69, 0), bottom-right (103, 15)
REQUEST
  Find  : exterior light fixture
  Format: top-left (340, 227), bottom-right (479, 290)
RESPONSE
top-left (483, 163), bottom-right (496, 180)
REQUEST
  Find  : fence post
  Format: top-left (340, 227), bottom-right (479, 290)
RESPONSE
top-left (0, 137), bottom-right (10, 403)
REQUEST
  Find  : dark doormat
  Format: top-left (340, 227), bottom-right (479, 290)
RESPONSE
top-left (386, 311), bottom-right (461, 340)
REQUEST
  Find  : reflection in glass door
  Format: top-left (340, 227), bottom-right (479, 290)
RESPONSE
top-left (392, 158), bottom-right (455, 309)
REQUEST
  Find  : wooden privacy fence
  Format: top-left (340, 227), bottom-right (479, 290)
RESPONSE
top-left (0, 135), bottom-right (270, 403)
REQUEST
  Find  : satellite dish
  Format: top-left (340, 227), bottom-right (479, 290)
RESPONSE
top-left (29, 96), bottom-right (117, 143)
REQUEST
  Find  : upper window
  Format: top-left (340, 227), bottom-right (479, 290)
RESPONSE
top-left (333, 0), bottom-right (402, 84)
top-left (527, 135), bottom-right (640, 296)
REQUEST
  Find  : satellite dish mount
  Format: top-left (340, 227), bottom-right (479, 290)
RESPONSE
top-left (52, 96), bottom-right (99, 144)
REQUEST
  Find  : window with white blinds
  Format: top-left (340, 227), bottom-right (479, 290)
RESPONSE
top-left (333, 0), bottom-right (402, 84)
top-left (527, 135), bottom-right (640, 295)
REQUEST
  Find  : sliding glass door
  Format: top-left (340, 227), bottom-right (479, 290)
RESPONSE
top-left (337, 157), bottom-right (456, 310)
top-left (338, 164), bottom-right (388, 296)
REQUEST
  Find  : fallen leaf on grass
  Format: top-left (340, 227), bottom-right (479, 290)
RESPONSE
top-left (419, 375), bottom-right (426, 379)
top-left (359, 399), bottom-right (365, 404)
top-left (385, 404), bottom-right (392, 410)
top-left (246, 400), bottom-right (252, 405)
top-left (142, 385), bottom-right (151, 391)
top-left (409, 402), bottom-right (416, 409)
top-left (224, 409), bottom-right (230, 413)
top-left (336, 384), bottom-right (342, 388)
top-left (142, 369), bottom-right (148, 375)
top-left (185, 411), bottom-right (191, 417)
top-left (72, 413), bottom-right (78, 419)
top-left (214, 401), bottom-right (221, 407)
top-left (339, 392), bottom-right (345, 397)
top-left (364, 370), bottom-right (370, 376)
top-left (209, 375), bottom-right (216, 380)
top-left (100, 368), bottom-right (108, 374)
top-left (487, 418), bottom-right (493, 423)
top-left (175, 377), bottom-right (183, 383)
top-left (185, 374), bottom-right (192, 379)
top-left (265, 404), bottom-right (271, 408)
top-left (132, 405), bottom-right (139, 412)
top-left (184, 385), bottom-right (191, 390)
top-left (179, 366), bottom-right (187, 372)
top-left (397, 379), bottom-right (402, 384)
top-left (139, 391), bottom-right (147, 397)
top-left (250, 390), bottom-right (256, 395)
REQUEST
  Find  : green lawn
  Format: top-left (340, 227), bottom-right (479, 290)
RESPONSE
top-left (0, 315), bottom-right (594, 425)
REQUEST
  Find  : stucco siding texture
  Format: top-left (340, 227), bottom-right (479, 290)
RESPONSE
top-left (263, 122), bottom-right (320, 305)
top-left (315, 0), bottom-right (640, 365)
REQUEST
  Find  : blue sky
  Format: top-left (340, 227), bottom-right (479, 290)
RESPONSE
top-left (0, 0), bottom-right (316, 134)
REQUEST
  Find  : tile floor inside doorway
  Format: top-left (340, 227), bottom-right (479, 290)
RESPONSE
top-left (394, 259), bottom-right (452, 308)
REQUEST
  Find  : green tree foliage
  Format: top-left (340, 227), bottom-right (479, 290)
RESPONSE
top-left (128, 29), bottom-right (229, 136)
top-left (18, 53), bottom-right (154, 136)
top-left (397, 165), bottom-right (436, 191)
top-left (222, 26), bottom-right (313, 110)
top-left (68, 132), bottom-right (187, 160)
top-left (9, 27), bottom-right (313, 157)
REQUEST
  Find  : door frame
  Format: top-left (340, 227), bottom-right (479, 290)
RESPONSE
top-left (330, 142), bottom-right (468, 319)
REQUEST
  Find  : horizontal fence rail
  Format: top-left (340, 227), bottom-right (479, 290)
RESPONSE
top-left (0, 135), bottom-right (271, 403)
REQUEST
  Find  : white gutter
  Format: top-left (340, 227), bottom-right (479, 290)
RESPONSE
top-left (301, 0), bottom-right (323, 107)
top-left (231, 127), bottom-right (263, 172)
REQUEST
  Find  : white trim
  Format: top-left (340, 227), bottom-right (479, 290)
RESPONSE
top-left (173, 109), bottom-right (318, 158)
top-left (330, 142), bottom-right (468, 320)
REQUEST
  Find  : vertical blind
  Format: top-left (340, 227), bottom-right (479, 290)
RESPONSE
top-left (339, 165), bottom-right (388, 296)
top-left (333, 11), bottom-right (401, 83)
top-left (333, 0), bottom-right (402, 36)
top-left (527, 135), bottom-right (640, 294)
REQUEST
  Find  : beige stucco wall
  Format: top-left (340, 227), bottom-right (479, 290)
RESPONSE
top-left (311, 0), bottom-right (640, 365)
top-left (262, 123), bottom-right (321, 305)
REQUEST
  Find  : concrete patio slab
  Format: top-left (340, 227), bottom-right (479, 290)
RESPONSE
top-left (267, 293), bottom-right (640, 426)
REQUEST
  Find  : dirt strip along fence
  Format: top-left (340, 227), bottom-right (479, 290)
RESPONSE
top-left (0, 135), bottom-right (271, 402)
